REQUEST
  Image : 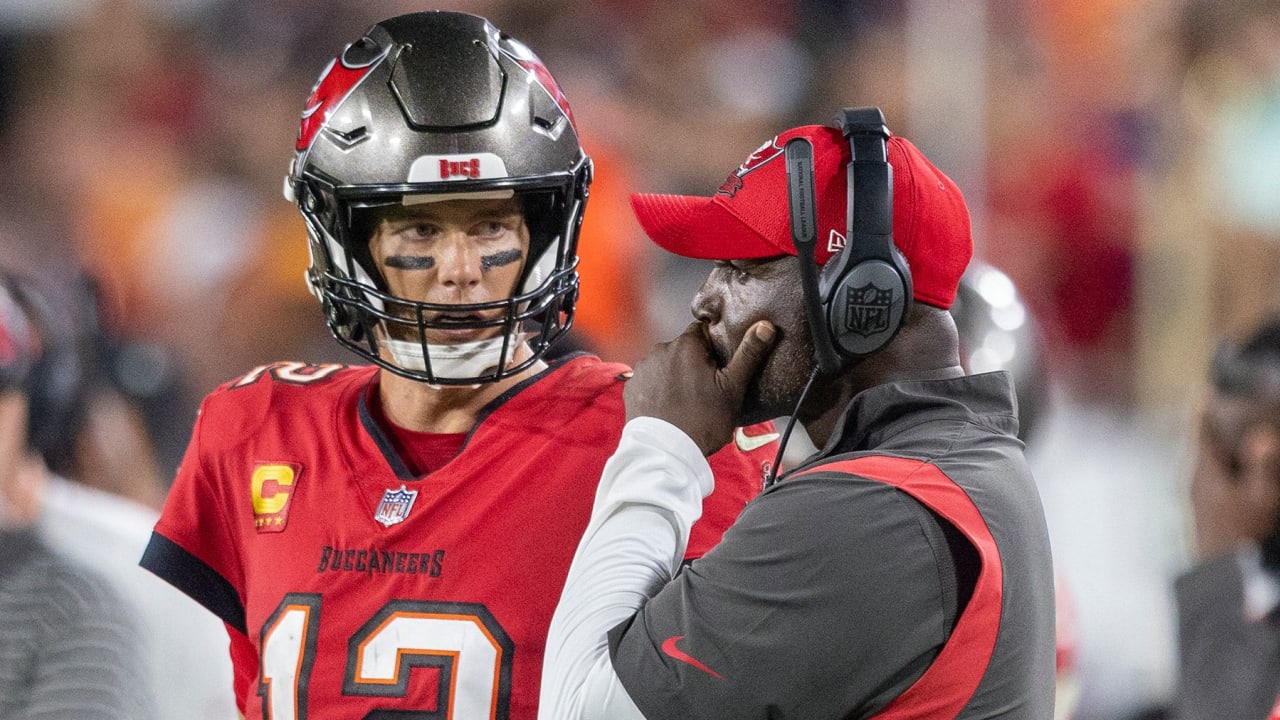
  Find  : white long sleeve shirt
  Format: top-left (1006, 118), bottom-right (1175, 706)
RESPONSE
top-left (538, 417), bottom-right (712, 720)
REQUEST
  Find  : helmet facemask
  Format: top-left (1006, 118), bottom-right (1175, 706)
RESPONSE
top-left (298, 173), bottom-right (587, 385)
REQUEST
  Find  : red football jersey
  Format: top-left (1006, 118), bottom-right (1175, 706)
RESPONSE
top-left (142, 356), bottom-right (775, 720)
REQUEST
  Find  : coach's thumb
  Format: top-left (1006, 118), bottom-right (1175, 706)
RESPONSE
top-left (721, 321), bottom-right (776, 392)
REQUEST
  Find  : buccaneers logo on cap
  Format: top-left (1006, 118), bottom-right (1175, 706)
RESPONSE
top-left (717, 137), bottom-right (785, 198)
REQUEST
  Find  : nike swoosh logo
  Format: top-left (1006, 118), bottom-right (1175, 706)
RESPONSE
top-left (735, 427), bottom-right (781, 452)
top-left (301, 102), bottom-right (323, 119)
top-left (660, 635), bottom-right (723, 679)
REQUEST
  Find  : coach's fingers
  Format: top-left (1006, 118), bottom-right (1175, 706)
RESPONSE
top-left (719, 321), bottom-right (776, 393)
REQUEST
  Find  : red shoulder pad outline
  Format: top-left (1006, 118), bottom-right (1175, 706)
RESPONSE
top-left (790, 457), bottom-right (1004, 718)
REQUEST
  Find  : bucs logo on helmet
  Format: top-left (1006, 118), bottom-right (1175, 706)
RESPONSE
top-left (717, 136), bottom-right (785, 197)
top-left (514, 57), bottom-right (577, 134)
top-left (296, 40), bottom-right (389, 152)
top-left (494, 31), bottom-right (577, 134)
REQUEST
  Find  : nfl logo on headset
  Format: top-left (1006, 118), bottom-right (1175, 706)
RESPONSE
top-left (374, 485), bottom-right (419, 527)
top-left (846, 284), bottom-right (894, 337)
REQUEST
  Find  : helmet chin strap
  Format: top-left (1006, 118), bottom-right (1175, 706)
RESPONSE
top-left (380, 334), bottom-right (525, 382)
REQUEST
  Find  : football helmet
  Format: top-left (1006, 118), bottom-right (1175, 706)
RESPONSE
top-left (285, 11), bottom-right (591, 384)
top-left (950, 262), bottom-right (1050, 441)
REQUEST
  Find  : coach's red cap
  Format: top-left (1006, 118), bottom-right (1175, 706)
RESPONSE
top-left (630, 125), bottom-right (972, 309)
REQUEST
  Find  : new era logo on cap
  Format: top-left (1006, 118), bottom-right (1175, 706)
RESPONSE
top-left (629, 124), bottom-right (973, 309)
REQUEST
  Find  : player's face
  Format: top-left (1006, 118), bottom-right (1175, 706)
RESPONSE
top-left (367, 197), bottom-right (530, 345)
top-left (691, 255), bottom-right (815, 425)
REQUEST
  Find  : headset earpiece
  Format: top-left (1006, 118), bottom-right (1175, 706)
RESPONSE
top-left (786, 108), bottom-right (915, 374)
top-left (821, 107), bottom-right (913, 360)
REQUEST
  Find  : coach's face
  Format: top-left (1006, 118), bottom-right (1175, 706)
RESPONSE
top-left (691, 255), bottom-right (815, 425)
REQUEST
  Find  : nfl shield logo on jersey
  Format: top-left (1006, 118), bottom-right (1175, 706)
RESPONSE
top-left (374, 485), bottom-right (418, 527)
top-left (845, 283), bottom-right (894, 337)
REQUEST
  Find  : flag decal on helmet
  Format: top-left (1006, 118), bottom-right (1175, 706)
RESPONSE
top-left (374, 485), bottom-right (419, 527)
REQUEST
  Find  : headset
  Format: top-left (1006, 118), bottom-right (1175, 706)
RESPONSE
top-left (767, 108), bottom-right (915, 487)
top-left (785, 107), bottom-right (913, 375)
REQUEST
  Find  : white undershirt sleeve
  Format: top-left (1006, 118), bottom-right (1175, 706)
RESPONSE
top-left (537, 416), bottom-right (714, 720)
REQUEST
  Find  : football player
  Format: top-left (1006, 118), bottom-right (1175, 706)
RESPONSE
top-left (139, 11), bottom-right (776, 720)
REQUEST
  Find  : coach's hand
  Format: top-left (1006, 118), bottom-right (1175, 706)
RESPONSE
top-left (624, 320), bottom-right (776, 456)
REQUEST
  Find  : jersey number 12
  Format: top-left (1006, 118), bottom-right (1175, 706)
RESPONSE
top-left (259, 594), bottom-right (514, 719)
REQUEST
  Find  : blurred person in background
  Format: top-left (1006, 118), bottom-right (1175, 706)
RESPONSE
top-left (139, 11), bottom-right (774, 719)
top-left (0, 268), bottom-right (152, 720)
top-left (22, 272), bottom-right (237, 720)
top-left (25, 274), bottom-right (170, 509)
top-left (1174, 317), bottom-right (1280, 720)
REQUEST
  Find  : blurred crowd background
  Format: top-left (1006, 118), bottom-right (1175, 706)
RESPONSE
top-left (0, 0), bottom-right (1278, 718)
